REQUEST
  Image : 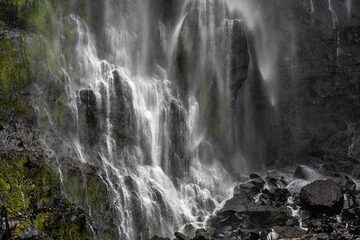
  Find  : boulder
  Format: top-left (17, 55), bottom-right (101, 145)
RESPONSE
top-left (272, 226), bottom-right (306, 239)
top-left (175, 232), bottom-right (189, 240)
top-left (300, 180), bottom-right (344, 214)
top-left (249, 173), bottom-right (262, 179)
top-left (210, 201), bottom-right (294, 238)
top-left (233, 177), bottom-right (266, 197)
top-left (150, 236), bottom-right (170, 240)
top-left (329, 174), bottom-right (356, 193)
top-left (258, 188), bottom-right (291, 207)
top-left (191, 229), bottom-right (212, 240)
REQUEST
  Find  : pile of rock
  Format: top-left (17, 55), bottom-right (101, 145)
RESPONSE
top-left (151, 228), bottom-right (214, 240)
top-left (151, 167), bottom-right (360, 240)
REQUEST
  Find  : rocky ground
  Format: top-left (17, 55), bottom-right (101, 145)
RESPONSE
top-left (151, 159), bottom-right (360, 240)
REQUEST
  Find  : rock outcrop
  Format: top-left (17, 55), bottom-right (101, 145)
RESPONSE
top-left (235, 0), bottom-right (360, 171)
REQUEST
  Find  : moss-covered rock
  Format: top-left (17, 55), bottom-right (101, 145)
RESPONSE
top-left (0, 152), bottom-right (93, 239)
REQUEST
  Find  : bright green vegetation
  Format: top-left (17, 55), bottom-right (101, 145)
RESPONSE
top-left (0, 1), bottom-right (118, 239)
top-left (0, 2), bottom-right (96, 239)
top-left (0, 153), bottom-right (91, 239)
top-left (0, 0), bottom-right (56, 121)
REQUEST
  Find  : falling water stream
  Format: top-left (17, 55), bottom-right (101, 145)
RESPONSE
top-left (34, 0), bottom-right (240, 239)
top-left (31, 0), bottom-right (354, 239)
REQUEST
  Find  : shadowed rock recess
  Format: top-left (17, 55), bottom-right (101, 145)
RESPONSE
top-left (0, 0), bottom-right (360, 240)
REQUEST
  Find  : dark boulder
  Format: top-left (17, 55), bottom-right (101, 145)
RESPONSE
top-left (233, 177), bottom-right (266, 197)
top-left (150, 236), bottom-right (170, 240)
top-left (300, 180), bottom-right (344, 214)
top-left (265, 170), bottom-right (289, 188)
top-left (343, 206), bottom-right (360, 220)
top-left (265, 176), bottom-right (280, 189)
top-left (191, 229), bottom-right (212, 240)
top-left (175, 232), bottom-right (188, 240)
top-left (209, 190), bottom-right (295, 238)
top-left (272, 226), bottom-right (306, 239)
top-left (249, 173), bottom-right (262, 180)
top-left (258, 188), bottom-right (291, 207)
top-left (329, 174), bottom-right (356, 193)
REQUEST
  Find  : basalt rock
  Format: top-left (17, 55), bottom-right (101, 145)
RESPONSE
top-left (110, 70), bottom-right (137, 146)
top-left (209, 182), bottom-right (295, 239)
top-left (77, 89), bottom-right (100, 149)
top-left (233, 177), bottom-right (266, 197)
top-left (300, 180), bottom-right (344, 215)
top-left (192, 229), bottom-right (213, 240)
top-left (175, 231), bottom-right (189, 240)
top-left (150, 236), bottom-right (170, 240)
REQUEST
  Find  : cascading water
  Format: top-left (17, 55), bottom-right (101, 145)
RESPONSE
top-left (328, 0), bottom-right (341, 56)
top-left (32, 0), bottom-right (248, 239)
top-left (346, 0), bottom-right (352, 17)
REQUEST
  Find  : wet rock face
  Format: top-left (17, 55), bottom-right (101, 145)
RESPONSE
top-left (300, 180), bottom-right (344, 214)
top-left (235, 0), bottom-right (360, 170)
top-left (110, 70), bottom-right (137, 146)
top-left (231, 19), bottom-right (249, 108)
top-left (168, 100), bottom-right (189, 179)
top-left (77, 89), bottom-right (100, 149)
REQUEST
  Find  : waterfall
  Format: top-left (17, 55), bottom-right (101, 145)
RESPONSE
top-left (32, 0), bottom-right (245, 238)
top-left (226, 0), bottom-right (294, 107)
top-left (328, 0), bottom-right (341, 56)
top-left (310, 0), bottom-right (315, 13)
top-left (346, 0), bottom-right (352, 17)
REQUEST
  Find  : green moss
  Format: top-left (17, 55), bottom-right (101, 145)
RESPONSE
top-left (0, 0), bottom-right (65, 121)
top-left (0, 154), bottom-right (31, 217)
top-left (0, 33), bottom-right (29, 95)
top-left (0, 20), bottom-right (5, 30)
top-left (12, 220), bottom-right (32, 239)
top-left (0, 153), bottom-right (92, 239)
top-left (32, 211), bottom-right (89, 240)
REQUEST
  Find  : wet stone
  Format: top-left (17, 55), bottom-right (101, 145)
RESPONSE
top-left (300, 180), bottom-right (344, 215)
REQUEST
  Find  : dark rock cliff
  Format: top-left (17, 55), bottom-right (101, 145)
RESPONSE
top-left (235, 0), bottom-right (360, 171)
